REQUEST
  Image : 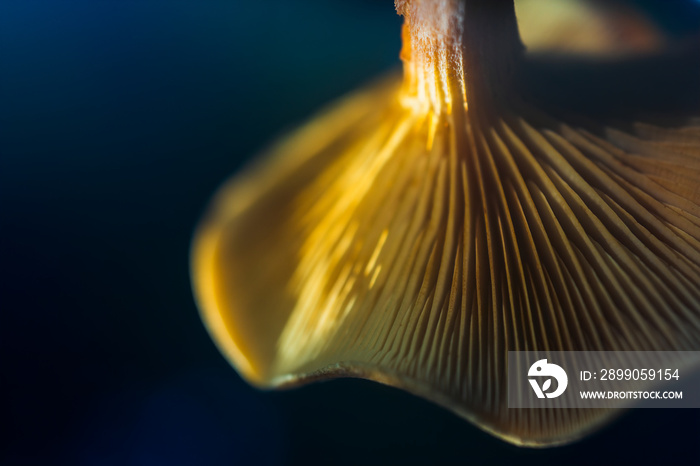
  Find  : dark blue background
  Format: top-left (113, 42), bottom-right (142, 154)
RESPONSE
top-left (2, 1), bottom-right (700, 465)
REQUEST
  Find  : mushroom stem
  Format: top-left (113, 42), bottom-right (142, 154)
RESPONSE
top-left (397, 0), bottom-right (523, 114)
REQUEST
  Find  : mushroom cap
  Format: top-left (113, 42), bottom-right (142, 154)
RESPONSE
top-left (192, 0), bottom-right (700, 446)
top-left (516, 0), bottom-right (667, 57)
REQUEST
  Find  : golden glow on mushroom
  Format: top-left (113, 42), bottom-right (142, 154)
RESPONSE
top-left (192, 0), bottom-right (700, 446)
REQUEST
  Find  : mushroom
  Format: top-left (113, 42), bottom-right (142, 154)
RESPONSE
top-left (191, 0), bottom-right (700, 446)
top-left (516, 0), bottom-right (667, 57)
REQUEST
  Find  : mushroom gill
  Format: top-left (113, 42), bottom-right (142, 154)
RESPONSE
top-left (192, 0), bottom-right (700, 446)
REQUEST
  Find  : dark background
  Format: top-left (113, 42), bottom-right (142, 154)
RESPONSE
top-left (2, 1), bottom-right (700, 465)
